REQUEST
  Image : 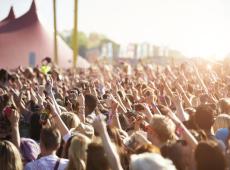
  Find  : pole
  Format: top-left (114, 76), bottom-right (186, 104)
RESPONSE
top-left (53, 0), bottom-right (58, 65)
top-left (72, 0), bottom-right (78, 68)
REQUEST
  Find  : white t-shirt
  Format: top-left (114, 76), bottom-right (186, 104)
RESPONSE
top-left (24, 154), bottom-right (69, 170)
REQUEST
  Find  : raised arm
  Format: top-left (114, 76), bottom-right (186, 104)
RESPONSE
top-left (45, 77), bottom-right (70, 141)
top-left (166, 108), bottom-right (198, 149)
top-left (176, 83), bottom-right (193, 107)
top-left (8, 109), bottom-right (20, 149)
top-left (47, 98), bottom-right (71, 142)
top-left (171, 94), bottom-right (188, 122)
top-left (93, 115), bottom-right (123, 170)
top-left (193, 65), bottom-right (209, 94)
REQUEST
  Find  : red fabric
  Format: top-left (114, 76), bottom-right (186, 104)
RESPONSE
top-left (0, 1), bottom-right (89, 69)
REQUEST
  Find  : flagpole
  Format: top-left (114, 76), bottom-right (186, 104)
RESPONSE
top-left (53, 0), bottom-right (58, 65)
top-left (72, 0), bottom-right (78, 68)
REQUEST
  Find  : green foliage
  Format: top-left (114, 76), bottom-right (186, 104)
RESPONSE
top-left (60, 30), bottom-right (120, 57)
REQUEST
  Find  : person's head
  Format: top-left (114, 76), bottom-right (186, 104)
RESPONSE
top-left (85, 94), bottom-right (97, 116)
top-left (130, 153), bottom-right (176, 170)
top-left (42, 57), bottom-right (52, 65)
top-left (194, 104), bottom-right (216, 132)
top-left (61, 112), bottom-right (80, 130)
top-left (0, 69), bottom-right (9, 85)
top-left (40, 127), bottom-right (61, 155)
top-left (195, 140), bottom-right (226, 170)
top-left (161, 140), bottom-right (191, 170)
top-left (218, 98), bottom-right (230, 114)
top-left (0, 140), bottom-right (23, 170)
top-left (67, 134), bottom-right (91, 170)
top-left (147, 115), bottom-right (176, 146)
top-left (86, 138), bottom-right (111, 170)
top-left (29, 113), bottom-right (42, 142)
top-left (213, 114), bottom-right (230, 133)
top-left (20, 138), bottom-right (40, 164)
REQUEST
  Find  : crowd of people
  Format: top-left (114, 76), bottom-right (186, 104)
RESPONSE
top-left (1, 57), bottom-right (230, 170)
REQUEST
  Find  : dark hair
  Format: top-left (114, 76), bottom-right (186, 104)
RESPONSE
top-left (0, 69), bottom-right (9, 83)
top-left (194, 104), bottom-right (215, 131)
top-left (40, 127), bottom-right (61, 151)
top-left (161, 141), bottom-right (188, 170)
top-left (29, 113), bottom-right (42, 141)
top-left (195, 140), bottom-right (226, 170)
top-left (85, 94), bottom-right (97, 116)
top-left (42, 57), bottom-right (52, 64)
top-left (0, 94), bottom-right (10, 113)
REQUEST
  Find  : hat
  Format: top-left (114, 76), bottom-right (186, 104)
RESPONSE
top-left (20, 138), bottom-right (40, 163)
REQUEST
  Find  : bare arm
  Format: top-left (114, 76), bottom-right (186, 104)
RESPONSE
top-left (167, 108), bottom-right (198, 149)
top-left (45, 77), bottom-right (70, 140)
top-left (193, 65), bottom-right (209, 94)
top-left (47, 98), bottom-right (70, 140)
top-left (93, 115), bottom-right (123, 170)
top-left (176, 83), bottom-right (193, 107)
top-left (8, 110), bottom-right (20, 149)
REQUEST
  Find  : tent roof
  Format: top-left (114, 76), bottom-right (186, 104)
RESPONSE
top-left (0, 1), bottom-right (90, 69)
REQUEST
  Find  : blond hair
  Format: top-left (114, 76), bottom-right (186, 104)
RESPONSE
top-left (150, 115), bottom-right (176, 143)
top-left (0, 140), bottom-right (23, 170)
top-left (66, 133), bottom-right (91, 170)
top-left (213, 114), bottom-right (230, 133)
top-left (60, 112), bottom-right (80, 129)
top-left (130, 153), bottom-right (176, 170)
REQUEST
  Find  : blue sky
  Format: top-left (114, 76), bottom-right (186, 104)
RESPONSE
top-left (1, 0), bottom-right (230, 58)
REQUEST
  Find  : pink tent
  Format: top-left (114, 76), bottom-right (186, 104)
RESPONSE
top-left (0, 1), bottom-right (90, 69)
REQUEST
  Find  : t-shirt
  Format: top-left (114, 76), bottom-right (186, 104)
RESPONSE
top-left (24, 154), bottom-right (69, 170)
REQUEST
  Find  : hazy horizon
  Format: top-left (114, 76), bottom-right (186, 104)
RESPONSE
top-left (1, 0), bottom-right (230, 59)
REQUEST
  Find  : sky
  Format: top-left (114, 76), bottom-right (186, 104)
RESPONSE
top-left (0, 0), bottom-right (230, 58)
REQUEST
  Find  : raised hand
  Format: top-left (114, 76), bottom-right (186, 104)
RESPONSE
top-left (45, 75), bottom-right (54, 96)
top-left (93, 114), bottom-right (106, 134)
top-left (46, 97), bottom-right (57, 115)
top-left (8, 109), bottom-right (20, 127)
top-left (7, 108), bottom-right (20, 148)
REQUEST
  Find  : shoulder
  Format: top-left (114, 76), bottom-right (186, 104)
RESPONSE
top-left (24, 161), bottom-right (35, 170)
top-left (58, 158), bottom-right (69, 170)
top-left (60, 158), bottom-right (69, 165)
